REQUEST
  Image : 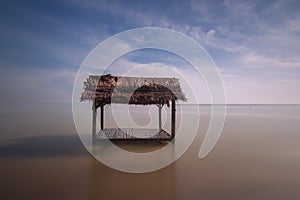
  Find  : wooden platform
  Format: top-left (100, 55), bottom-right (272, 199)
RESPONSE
top-left (97, 128), bottom-right (171, 141)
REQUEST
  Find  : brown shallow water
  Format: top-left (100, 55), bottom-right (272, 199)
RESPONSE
top-left (0, 104), bottom-right (300, 200)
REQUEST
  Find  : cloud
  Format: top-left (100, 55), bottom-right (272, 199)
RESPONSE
top-left (237, 51), bottom-right (300, 69)
top-left (2, 0), bottom-right (300, 104)
top-left (222, 0), bottom-right (257, 18)
top-left (206, 29), bottom-right (216, 37)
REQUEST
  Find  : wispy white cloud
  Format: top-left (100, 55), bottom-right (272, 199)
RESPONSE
top-left (236, 51), bottom-right (300, 69)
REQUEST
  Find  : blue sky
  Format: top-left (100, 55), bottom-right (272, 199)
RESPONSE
top-left (1, 0), bottom-right (300, 103)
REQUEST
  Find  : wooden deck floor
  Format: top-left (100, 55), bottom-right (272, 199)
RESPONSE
top-left (97, 128), bottom-right (171, 140)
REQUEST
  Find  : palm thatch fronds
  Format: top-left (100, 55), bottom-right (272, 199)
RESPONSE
top-left (81, 74), bottom-right (187, 108)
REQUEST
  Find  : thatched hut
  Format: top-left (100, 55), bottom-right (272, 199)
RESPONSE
top-left (81, 74), bottom-right (187, 142)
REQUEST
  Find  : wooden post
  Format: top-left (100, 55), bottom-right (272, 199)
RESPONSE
top-left (171, 100), bottom-right (176, 140)
top-left (100, 104), bottom-right (104, 130)
top-left (92, 100), bottom-right (97, 144)
top-left (158, 105), bottom-right (162, 130)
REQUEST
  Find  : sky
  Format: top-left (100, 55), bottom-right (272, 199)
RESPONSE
top-left (1, 0), bottom-right (300, 104)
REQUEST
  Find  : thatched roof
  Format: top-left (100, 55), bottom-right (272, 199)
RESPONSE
top-left (81, 74), bottom-right (187, 107)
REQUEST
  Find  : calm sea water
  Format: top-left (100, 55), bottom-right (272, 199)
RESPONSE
top-left (0, 103), bottom-right (300, 200)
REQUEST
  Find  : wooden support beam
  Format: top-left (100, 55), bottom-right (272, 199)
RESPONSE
top-left (171, 100), bottom-right (176, 140)
top-left (92, 100), bottom-right (97, 144)
top-left (158, 105), bottom-right (162, 130)
top-left (100, 104), bottom-right (104, 130)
